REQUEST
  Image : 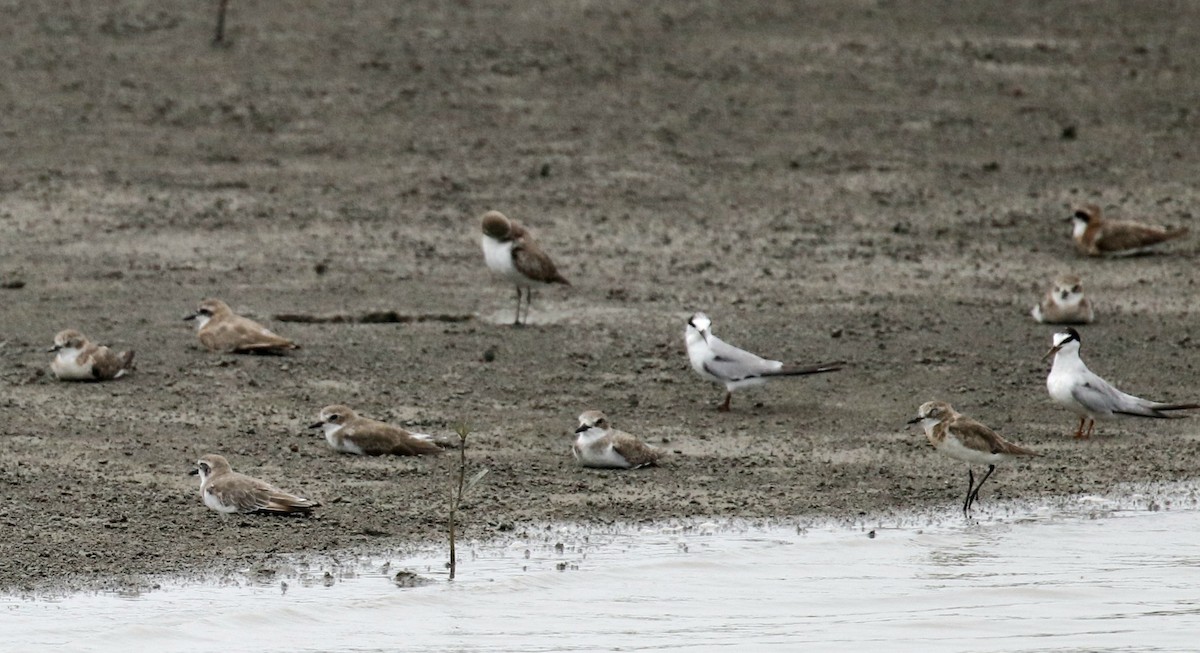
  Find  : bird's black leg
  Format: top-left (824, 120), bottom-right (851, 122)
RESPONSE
top-left (513, 286), bottom-right (523, 327)
top-left (963, 467), bottom-right (976, 515)
top-left (967, 464), bottom-right (996, 510)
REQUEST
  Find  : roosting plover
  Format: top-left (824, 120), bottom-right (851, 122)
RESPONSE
top-left (184, 298), bottom-right (298, 353)
top-left (1031, 274), bottom-right (1095, 324)
top-left (48, 329), bottom-right (135, 381)
top-left (309, 405), bottom-right (449, 456)
top-left (572, 410), bottom-right (664, 469)
top-left (1068, 204), bottom-right (1189, 257)
top-left (191, 454), bottom-right (319, 515)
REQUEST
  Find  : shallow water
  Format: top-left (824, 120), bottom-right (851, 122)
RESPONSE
top-left (6, 489), bottom-right (1200, 652)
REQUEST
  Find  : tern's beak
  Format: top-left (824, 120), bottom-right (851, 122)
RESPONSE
top-left (1042, 343), bottom-right (1063, 362)
top-left (308, 421), bottom-right (325, 429)
top-left (183, 313), bottom-right (198, 321)
top-left (188, 468), bottom-right (199, 476)
top-left (574, 424), bottom-right (589, 433)
top-left (47, 344), bottom-right (61, 352)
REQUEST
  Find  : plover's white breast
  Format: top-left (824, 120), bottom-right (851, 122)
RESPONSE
top-left (574, 434), bottom-right (631, 469)
top-left (51, 348), bottom-right (93, 380)
top-left (193, 315), bottom-right (212, 330)
top-left (481, 236), bottom-right (525, 284)
top-left (203, 487), bottom-right (239, 513)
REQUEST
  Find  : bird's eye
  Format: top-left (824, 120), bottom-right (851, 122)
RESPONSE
top-left (199, 463), bottom-right (209, 473)
top-left (329, 414), bottom-right (340, 421)
top-left (1071, 285), bottom-right (1081, 293)
top-left (1073, 211), bottom-right (1088, 220)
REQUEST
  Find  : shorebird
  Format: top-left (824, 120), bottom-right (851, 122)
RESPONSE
top-left (1068, 204), bottom-right (1189, 257)
top-left (908, 401), bottom-right (1039, 515)
top-left (48, 329), bottom-right (135, 381)
top-left (190, 454), bottom-right (319, 515)
top-left (684, 312), bottom-right (843, 412)
top-left (1044, 328), bottom-right (1199, 439)
top-left (309, 405), bottom-right (449, 456)
top-left (572, 410), bottom-right (664, 469)
top-left (1031, 273), bottom-right (1095, 325)
top-left (479, 210), bottom-right (569, 326)
top-left (184, 298), bottom-right (299, 353)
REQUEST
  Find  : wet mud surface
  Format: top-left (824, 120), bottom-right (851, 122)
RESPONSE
top-left (1, 1), bottom-right (1198, 592)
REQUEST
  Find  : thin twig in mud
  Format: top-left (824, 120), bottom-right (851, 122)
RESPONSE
top-left (213, 0), bottom-right (230, 45)
top-left (448, 423), bottom-right (488, 581)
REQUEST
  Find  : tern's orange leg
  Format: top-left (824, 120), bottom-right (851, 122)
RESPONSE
top-left (1072, 416), bottom-right (1085, 439)
top-left (1084, 419), bottom-right (1095, 439)
top-left (717, 392), bottom-right (732, 412)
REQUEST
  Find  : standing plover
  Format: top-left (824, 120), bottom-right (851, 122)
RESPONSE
top-left (1068, 204), bottom-right (1189, 256)
top-left (479, 210), bottom-right (569, 326)
top-left (908, 401), bottom-right (1039, 515)
top-left (684, 312), bottom-right (843, 412)
top-left (309, 405), bottom-right (448, 456)
top-left (48, 329), bottom-right (135, 381)
top-left (1044, 328), bottom-right (1199, 439)
top-left (1031, 273), bottom-right (1095, 324)
top-left (191, 454), bottom-right (319, 515)
top-left (572, 410), bottom-right (664, 469)
top-left (184, 298), bottom-right (298, 353)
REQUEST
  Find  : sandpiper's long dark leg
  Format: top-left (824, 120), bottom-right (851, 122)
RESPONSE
top-left (967, 464), bottom-right (997, 510)
top-left (963, 467), bottom-right (976, 515)
top-left (513, 286), bottom-right (523, 326)
top-left (717, 392), bottom-right (732, 412)
top-left (524, 287), bottom-right (533, 324)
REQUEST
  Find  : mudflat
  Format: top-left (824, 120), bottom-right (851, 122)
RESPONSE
top-left (2, 2), bottom-right (1198, 593)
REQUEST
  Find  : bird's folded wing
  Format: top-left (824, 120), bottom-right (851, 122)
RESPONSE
top-left (611, 432), bottom-right (660, 468)
top-left (704, 337), bottom-right (779, 380)
top-left (512, 240), bottom-right (567, 284)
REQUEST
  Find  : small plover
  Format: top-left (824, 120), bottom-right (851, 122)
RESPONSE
top-left (1068, 204), bottom-right (1189, 257)
top-left (191, 454), bottom-right (320, 515)
top-left (1044, 328), bottom-right (1199, 439)
top-left (184, 298), bottom-right (298, 353)
top-left (309, 404), bottom-right (448, 456)
top-left (908, 401), bottom-right (1039, 515)
top-left (479, 210), bottom-right (569, 326)
top-left (684, 312), bottom-right (843, 412)
top-left (1031, 273), bottom-right (1095, 324)
top-left (572, 410), bottom-right (664, 469)
top-left (48, 329), bottom-right (135, 381)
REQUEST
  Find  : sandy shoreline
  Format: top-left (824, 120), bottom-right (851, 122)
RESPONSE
top-left (2, 1), bottom-right (1199, 593)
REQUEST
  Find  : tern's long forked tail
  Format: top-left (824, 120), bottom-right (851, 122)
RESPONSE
top-left (1117, 402), bottom-right (1200, 419)
top-left (765, 361), bottom-right (845, 377)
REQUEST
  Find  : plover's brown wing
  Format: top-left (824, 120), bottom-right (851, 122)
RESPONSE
top-left (949, 417), bottom-right (1039, 457)
top-left (1095, 221), bottom-right (1188, 253)
top-left (512, 238), bottom-right (569, 285)
top-left (610, 431), bottom-right (662, 469)
top-left (87, 345), bottom-right (134, 380)
top-left (211, 474), bottom-right (319, 514)
top-left (201, 315), bottom-right (298, 353)
top-left (345, 422), bottom-right (444, 456)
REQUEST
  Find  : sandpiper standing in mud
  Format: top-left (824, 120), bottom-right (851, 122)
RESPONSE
top-left (908, 401), bottom-right (1039, 515)
top-left (684, 312), bottom-right (843, 412)
top-left (479, 210), bottom-right (569, 326)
